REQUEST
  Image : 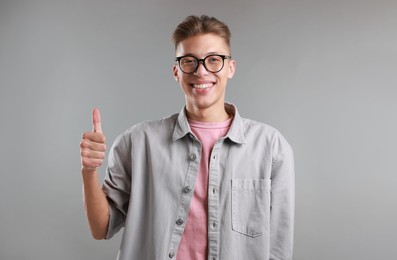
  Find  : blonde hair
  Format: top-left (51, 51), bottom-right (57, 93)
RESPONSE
top-left (172, 15), bottom-right (231, 51)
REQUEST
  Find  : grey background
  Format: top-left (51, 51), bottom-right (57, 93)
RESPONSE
top-left (0, 0), bottom-right (396, 259)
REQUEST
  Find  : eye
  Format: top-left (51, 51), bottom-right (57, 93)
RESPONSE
top-left (181, 57), bottom-right (196, 65)
top-left (207, 56), bottom-right (222, 64)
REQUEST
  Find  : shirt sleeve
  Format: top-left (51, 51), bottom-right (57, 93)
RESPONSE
top-left (102, 132), bottom-right (132, 239)
top-left (270, 133), bottom-right (295, 260)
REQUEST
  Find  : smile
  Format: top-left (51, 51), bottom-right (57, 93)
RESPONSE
top-left (191, 83), bottom-right (214, 89)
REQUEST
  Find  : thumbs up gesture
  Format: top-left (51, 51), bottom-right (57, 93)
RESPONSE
top-left (80, 108), bottom-right (107, 172)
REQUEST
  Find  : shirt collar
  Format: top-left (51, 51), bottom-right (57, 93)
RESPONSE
top-left (172, 103), bottom-right (247, 144)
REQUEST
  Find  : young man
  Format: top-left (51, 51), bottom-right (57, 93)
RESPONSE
top-left (80, 15), bottom-right (294, 260)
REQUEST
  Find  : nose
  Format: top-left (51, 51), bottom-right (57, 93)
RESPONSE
top-left (194, 61), bottom-right (209, 76)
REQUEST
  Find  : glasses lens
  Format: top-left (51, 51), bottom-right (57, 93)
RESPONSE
top-left (179, 56), bottom-right (198, 73)
top-left (204, 55), bottom-right (224, 73)
top-left (178, 55), bottom-right (227, 74)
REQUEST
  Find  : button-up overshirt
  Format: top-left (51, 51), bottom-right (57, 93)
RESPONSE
top-left (102, 103), bottom-right (295, 260)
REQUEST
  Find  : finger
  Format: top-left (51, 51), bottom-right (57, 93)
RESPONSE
top-left (92, 108), bottom-right (102, 133)
top-left (82, 132), bottom-right (106, 143)
top-left (81, 148), bottom-right (106, 160)
top-left (81, 157), bottom-right (104, 169)
top-left (80, 139), bottom-right (107, 152)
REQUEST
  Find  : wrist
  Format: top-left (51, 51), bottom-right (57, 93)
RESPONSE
top-left (82, 166), bottom-right (98, 175)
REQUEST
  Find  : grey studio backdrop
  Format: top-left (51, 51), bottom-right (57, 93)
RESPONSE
top-left (0, 0), bottom-right (396, 259)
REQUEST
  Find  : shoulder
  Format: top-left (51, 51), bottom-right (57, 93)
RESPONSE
top-left (240, 116), bottom-right (292, 153)
top-left (241, 117), bottom-right (278, 133)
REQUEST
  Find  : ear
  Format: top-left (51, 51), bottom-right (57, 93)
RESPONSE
top-left (227, 59), bottom-right (236, 79)
top-left (173, 64), bottom-right (179, 82)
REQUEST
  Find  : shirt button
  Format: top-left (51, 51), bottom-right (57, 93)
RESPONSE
top-left (176, 218), bottom-right (184, 226)
top-left (168, 251), bottom-right (175, 258)
top-left (190, 153), bottom-right (197, 161)
top-left (184, 186), bottom-right (192, 193)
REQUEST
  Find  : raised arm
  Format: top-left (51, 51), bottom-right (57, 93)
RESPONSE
top-left (80, 108), bottom-right (109, 239)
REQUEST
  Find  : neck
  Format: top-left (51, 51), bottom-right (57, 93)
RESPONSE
top-left (186, 103), bottom-right (230, 122)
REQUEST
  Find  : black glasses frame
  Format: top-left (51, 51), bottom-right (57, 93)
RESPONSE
top-left (175, 54), bottom-right (232, 74)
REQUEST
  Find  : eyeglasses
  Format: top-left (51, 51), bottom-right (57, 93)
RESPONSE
top-left (175, 54), bottom-right (232, 74)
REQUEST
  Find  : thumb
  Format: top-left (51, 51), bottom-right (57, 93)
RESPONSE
top-left (92, 108), bottom-right (103, 133)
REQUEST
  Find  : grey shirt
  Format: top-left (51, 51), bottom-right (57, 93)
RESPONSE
top-left (103, 103), bottom-right (295, 260)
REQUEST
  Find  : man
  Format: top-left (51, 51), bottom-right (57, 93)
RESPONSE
top-left (80, 15), bottom-right (294, 260)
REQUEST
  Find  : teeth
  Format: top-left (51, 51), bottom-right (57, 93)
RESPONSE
top-left (192, 83), bottom-right (212, 89)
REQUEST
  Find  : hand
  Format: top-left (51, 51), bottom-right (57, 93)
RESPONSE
top-left (80, 108), bottom-right (107, 172)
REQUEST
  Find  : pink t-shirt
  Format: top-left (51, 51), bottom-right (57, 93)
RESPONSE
top-left (176, 117), bottom-right (232, 260)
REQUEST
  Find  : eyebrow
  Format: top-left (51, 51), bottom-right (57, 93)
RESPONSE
top-left (180, 52), bottom-right (221, 57)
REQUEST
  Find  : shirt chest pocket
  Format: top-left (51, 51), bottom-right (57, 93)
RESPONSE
top-left (231, 179), bottom-right (271, 238)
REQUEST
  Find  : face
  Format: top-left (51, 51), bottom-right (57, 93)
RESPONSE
top-left (173, 33), bottom-right (236, 114)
